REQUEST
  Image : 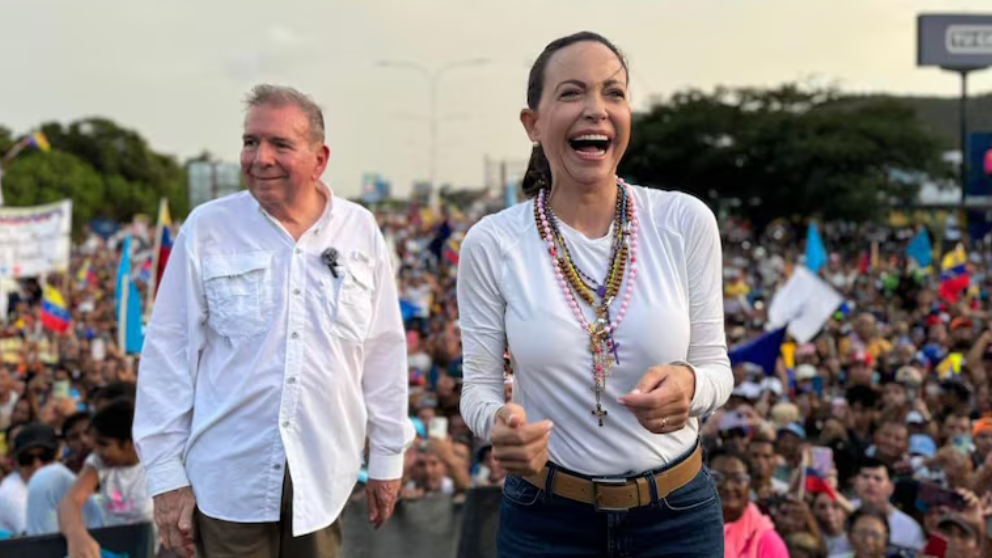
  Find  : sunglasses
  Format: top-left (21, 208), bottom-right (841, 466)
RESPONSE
top-left (16, 448), bottom-right (54, 467)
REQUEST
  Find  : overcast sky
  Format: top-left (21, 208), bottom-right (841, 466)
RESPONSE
top-left (3, 0), bottom-right (992, 198)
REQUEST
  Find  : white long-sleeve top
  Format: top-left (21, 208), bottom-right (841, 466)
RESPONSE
top-left (134, 187), bottom-right (413, 536)
top-left (458, 186), bottom-right (732, 476)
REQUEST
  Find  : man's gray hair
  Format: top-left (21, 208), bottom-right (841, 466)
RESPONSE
top-left (244, 84), bottom-right (325, 145)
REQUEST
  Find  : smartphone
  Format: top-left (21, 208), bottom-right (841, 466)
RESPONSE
top-left (919, 482), bottom-right (967, 510)
top-left (811, 376), bottom-right (824, 398)
top-left (952, 435), bottom-right (974, 456)
top-left (811, 446), bottom-right (834, 477)
top-left (53, 380), bottom-right (71, 400)
top-left (922, 533), bottom-right (948, 558)
top-left (428, 416), bottom-right (449, 440)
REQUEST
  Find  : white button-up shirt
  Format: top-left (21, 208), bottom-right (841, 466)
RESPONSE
top-left (134, 187), bottom-right (413, 536)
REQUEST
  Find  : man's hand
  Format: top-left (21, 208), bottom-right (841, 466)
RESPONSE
top-left (366, 479), bottom-right (402, 529)
top-left (618, 364), bottom-right (696, 434)
top-left (66, 533), bottom-right (101, 558)
top-left (153, 486), bottom-right (197, 557)
top-left (490, 404), bottom-right (553, 476)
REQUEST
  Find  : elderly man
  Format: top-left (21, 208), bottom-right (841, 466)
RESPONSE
top-left (134, 85), bottom-right (413, 558)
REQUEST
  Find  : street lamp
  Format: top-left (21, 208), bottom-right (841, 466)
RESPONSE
top-left (375, 58), bottom-right (490, 204)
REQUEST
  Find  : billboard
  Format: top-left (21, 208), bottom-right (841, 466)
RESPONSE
top-left (360, 173), bottom-right (391, 204)
top-left (188, 162), bottom-right (242, 209)
top-left (966, 132), bottom-right (992, 202)
top-left (918, 14), bottom-right (992, 69)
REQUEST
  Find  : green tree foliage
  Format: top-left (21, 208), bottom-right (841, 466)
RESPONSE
top-left (2, 118), bottom-right (189, 231)
top-left (621, 84), bottom-right (954, 231)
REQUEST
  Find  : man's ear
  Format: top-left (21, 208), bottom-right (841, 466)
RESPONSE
top-left (520, 108), bottom-right (540, 143)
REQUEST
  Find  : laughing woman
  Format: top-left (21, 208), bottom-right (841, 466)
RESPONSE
top-left (458, 31), bottom-right (733, 557)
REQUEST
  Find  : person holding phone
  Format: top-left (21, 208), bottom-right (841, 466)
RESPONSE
top-left (458, 31), bottom-right (732, 557)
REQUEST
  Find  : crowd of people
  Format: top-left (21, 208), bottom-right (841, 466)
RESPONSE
top-left (1, 202), bottom-right (992, 558)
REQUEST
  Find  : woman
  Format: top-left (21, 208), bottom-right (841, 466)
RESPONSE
top-left (458, 31), bottom-right (732, 557)
top-left (812, 491), bottom-right (852, 557)
top-left (711, 449), bottom-right (788, 558)
top-left (841, 507), bottom-right (889, 558)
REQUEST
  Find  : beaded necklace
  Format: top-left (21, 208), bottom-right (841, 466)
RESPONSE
top-left (534, 178), bottom-right (639, 426)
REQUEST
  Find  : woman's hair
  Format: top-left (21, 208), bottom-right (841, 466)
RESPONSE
top-left (89, 397), bottom-right (134, 443)
top-left (521, 31), bottom-right (628, 198)
top-left (706, 447), bottom-right (753, 477)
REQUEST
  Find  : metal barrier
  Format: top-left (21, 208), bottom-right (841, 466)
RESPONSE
top-left (0, 487), bottom-right (504, 558)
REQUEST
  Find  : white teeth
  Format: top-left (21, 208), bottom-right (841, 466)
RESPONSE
top-left (572, 134), bottom-right (609, 142)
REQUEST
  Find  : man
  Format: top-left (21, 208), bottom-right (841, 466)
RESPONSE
top-left (936, 514), bottom-right (982, 558)
top-left (134, 85), bottom-right (413, 558)
top-left (746, 435), bottom-right (788, 502)
top-left (0, 423), bottom-right (59, 536)
top-left (852, 458), bottom-right (925, 552)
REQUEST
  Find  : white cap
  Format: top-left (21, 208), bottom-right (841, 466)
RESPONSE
top-left (795, 364), bottom-right (818, 382)
top-left (731, 381), bottom-right (761, 400)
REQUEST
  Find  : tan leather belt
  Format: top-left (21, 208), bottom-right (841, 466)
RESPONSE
top-left (522, 445), bottom-right (702, 511)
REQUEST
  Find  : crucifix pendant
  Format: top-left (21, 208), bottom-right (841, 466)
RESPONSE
top-left (592, 403), bottom-right (608, 427)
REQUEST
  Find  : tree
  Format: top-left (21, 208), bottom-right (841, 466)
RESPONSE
top-left (620, 84), bottom-right (954, 231)
top-left (2, 117), bottom-right (190, 229)
top-left (2, 150), bottom-right (107, 227)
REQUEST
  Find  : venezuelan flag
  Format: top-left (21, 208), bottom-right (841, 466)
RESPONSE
top-left (40, 285), bottom-right (70, 334)
top-left (76, 259), bottom-right (96, 289)
top-left (153, 198), bottom-right (174, 297)
top-left (28, 132), bottom-right (50, 152)
top-left (939, 245), bottom-right (969, 303)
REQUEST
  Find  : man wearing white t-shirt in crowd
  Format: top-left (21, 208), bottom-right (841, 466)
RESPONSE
top-left (58, 398), bottom-right (152, 558)
top-left (0, 423), bottom-right (60, 536)
top-left (852, 458), bottom-right (925, 552)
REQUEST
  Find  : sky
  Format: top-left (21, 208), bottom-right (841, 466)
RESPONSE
top-left (3, 0), bottom-right (992, 198)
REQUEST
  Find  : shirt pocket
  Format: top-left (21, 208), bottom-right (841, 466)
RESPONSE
top-left (202, 252), bottom-right (273, 338)
top-left (323, 255), bottom-right (374, 342)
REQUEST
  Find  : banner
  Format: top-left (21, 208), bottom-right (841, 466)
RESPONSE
top-left (0, 199), bottom-right (72, 278)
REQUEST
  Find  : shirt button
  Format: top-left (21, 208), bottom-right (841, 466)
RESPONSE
top-left (293, 288), bottom-right (301, 295)
top-left (287, 377), bottom-right (297, 384)
top-left (282, 421), bottom-right (290, 428)
top-left (291, 332), bottom-right (299, 339)
top-left (273, 463), bottom-right (282, 470)
top-left (295, 248), bottom-right (302, 255)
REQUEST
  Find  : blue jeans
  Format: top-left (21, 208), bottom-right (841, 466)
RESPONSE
top-left (498, 462), bottom-right (723, 558)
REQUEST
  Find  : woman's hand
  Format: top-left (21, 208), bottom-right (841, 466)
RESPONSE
top-left (490, 404), bottom-right (553, 476)
top-left (618, 364), bottom-right (696, 434)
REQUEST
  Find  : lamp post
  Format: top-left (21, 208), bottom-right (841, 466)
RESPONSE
top-left (376, 58), bottom-right (489, 206)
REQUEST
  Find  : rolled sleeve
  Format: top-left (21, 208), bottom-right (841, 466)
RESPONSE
top-left (145, 458), bottom-right (192, 497)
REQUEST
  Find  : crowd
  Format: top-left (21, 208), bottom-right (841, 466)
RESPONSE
top-left (2, 200), bottom-right (992, 558)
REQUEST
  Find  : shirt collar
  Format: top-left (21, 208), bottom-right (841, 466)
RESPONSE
top-left (254, 181), bottom-right (335, 231)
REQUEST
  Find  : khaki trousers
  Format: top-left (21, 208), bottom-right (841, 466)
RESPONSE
top-left (193, 467), bottom-right (342, 558)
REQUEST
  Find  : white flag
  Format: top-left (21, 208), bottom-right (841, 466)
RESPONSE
top-left (767, 266), bottom-right (843, 344)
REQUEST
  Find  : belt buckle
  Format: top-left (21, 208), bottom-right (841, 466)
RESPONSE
top-left (591, 477), bottom-right (630, 512)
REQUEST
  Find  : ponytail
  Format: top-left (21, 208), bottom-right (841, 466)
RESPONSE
top-left (521, 143), bottom-right (552, 198)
